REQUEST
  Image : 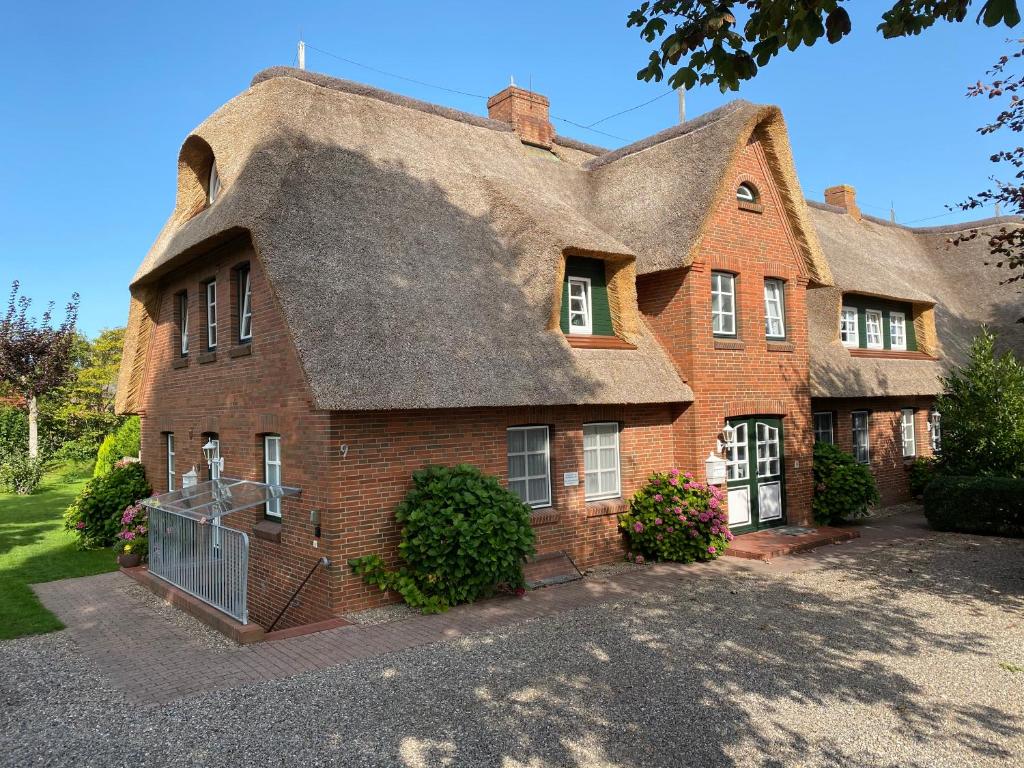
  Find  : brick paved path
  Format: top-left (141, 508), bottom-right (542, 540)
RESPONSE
top-left (32, 513), bottom-right (929, 704)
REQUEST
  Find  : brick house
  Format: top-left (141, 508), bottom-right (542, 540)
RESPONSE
top-left (116, 67), bottom-right (1021, 632)
top-left (806, 191), bottom-right (1024, 504)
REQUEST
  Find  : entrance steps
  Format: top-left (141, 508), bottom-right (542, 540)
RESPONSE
top-left (725, 525), bottom-right (859, 562)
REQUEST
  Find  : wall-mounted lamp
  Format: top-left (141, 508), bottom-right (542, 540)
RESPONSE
top-left (310, 509), bottom-right (321, 539)
top-left (717, 423), bottom-right (737, 453)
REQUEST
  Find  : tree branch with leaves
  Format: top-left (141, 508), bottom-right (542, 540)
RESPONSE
top-left (0, 281), bottom-right (80, 458)
top-left (628, 1), bottom-right (1020, 92)
top-left (952, 40), bottom-right (1024, 315)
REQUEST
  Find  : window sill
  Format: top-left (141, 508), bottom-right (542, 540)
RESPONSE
top-left (171, 357), bottom-right (189, 370)
top-left (766, 340), bottom-right (795, 353)
top-left (714, 338), bottom-right (745, 351)
top-left (198, 350), bottom-right (217, 364)
top-left (737, 201), bottom-right (764, 214)
top-left (229, 344), bottom-right (253, 358)
top-left (565, 334), bottom-right (637, 350)
top-left (585, 498), bottom-right (627, 518)
top-left (848, 349), bottom-right (936, 361)
top-left (253, 519), bottom-right (282, 543)
top-left (529, 509), bottom-right (559, 526)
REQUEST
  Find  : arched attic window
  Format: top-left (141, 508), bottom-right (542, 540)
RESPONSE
top-left (736, 183), bottom-right (759, 203)
top-left (177, 135), bottom-right (221, 219)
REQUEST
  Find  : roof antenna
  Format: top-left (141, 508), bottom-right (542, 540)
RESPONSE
top-left (298, 34), bottom-right (306, 71)
top-left (677, 87), bottom-right (686, 124)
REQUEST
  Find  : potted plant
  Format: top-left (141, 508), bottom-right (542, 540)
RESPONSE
top-left (115, 502), bottom-right (148, 568)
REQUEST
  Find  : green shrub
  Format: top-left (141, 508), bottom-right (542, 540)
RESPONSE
top-left (812, 443), bottom-right (879, 525)
top-left (0, 406), bottom-right (28, 465)
top-left (936, 328), bottom-right (1024, 478)
top-left (923, 475), bottom-right (1024, 538)
top-left (93, 416), bottom-right (140, 478)
top-left (349, 464), bottom-right (535, 613)
top-left (0, 453), bottom-right (44, 495)
top-left (618, 469), bottom-right (730, 563)
top-left (908, 456), bottom-right (938, 498)
top-left (65, 461), bottom-right (151, 548)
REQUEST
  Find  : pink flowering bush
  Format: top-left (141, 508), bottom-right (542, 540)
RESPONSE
top-left (115, 502), bottom-right (149, 560)
top-left (618, 469), bottom-right (731, 563)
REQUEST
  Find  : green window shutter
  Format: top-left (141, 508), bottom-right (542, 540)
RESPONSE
top-left (560, 257), bottom-right (614, 336)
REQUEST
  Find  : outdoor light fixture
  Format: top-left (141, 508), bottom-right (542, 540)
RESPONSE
top-left (717, 423), bottom-right (737, 453)
top-left (202, 439), bottom-right (224, 475)
top-left (705, 452), bottom-right (727, 486)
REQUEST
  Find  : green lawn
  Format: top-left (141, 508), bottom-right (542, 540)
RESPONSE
top-left (0, 465), bottom-right (117, 640)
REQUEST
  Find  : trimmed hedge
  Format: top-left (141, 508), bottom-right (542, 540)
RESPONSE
top-left (923, 475), bottom-right (1024, 538)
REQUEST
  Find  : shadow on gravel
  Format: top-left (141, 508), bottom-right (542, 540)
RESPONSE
top-left (287, 534), bottom-right (1023, 767)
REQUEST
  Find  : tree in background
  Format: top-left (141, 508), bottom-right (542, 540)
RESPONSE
top-left (936, 328), bottom-right (1024, 477)
top-left (43, 327), bottom-right (126, 457)
top-left (0, 282), bottom-right (80, 458)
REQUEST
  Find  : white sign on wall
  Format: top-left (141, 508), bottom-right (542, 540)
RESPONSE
top-left (563, 472), bottom-right (579, 487)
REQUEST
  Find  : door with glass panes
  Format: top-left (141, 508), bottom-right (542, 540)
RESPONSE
top-left (723, 417), bottom-right (785, 532)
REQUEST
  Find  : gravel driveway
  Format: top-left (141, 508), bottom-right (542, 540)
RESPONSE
top-left (2, 514), bottom-right (1022, 767)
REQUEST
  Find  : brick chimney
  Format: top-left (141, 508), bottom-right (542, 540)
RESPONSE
top-left (824, 184), bottom-right (861, 220)
top-left (487, 85), bottom-right (554, 150)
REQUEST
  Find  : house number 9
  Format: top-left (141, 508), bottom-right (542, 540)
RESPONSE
top-left (339, 444), bottom-right (349, 458)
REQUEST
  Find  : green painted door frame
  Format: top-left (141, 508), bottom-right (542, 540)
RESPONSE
top-left (725, 416), bottom-right (786, 533)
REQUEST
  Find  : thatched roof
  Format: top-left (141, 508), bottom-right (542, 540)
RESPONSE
top-left (120, 67), bottom-right (717, 413)
top-left (808, 203), bottom-right (1024, 399)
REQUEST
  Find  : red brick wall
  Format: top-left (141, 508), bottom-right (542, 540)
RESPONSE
top-left (137, 238), bottom-right (691, 622)
top-left (812, 396), bottom-right (936, 505)
top-left (638, 136), bottom-right (815, 526)
top-left (138, 237), bottom-right (337, 630)
top-left (330, 403), bottom-right (683, 612)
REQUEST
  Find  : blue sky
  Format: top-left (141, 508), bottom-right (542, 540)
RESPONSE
top-left (0, 1), bottom-right (1011, 338)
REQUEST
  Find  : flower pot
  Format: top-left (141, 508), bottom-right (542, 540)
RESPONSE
top-left (117, 552), bottom-right (142, 568)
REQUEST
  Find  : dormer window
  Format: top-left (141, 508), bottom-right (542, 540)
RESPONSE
top-left (560, 256), bottom-right (614, 338)
top-left (839, 296), bottom-right (918, 351)
top-left (208, 163), bottom-right (221, 205)
top-left (737, 183), bottom-right (758, 203)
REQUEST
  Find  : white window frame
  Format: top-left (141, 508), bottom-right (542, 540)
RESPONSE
top-left (206, 280), bottom-right (218, 350)
top-left (889, 311), bottom-right (907, 351)
top-left (928, 408), bottom-right (942, 453)
top-left (725, 421), bottom-right (748, 481)
top-left (583, 422), bottom-right (621, 501)
top-left (840, 306), bottom-right (859, 348)
top-left (764, 279), bottom-right (786, 339)
top-left (755, 422), bottom-right (781, 478)
top-left (264, 435), bottom-right (282, 518)
top-left (865, 310), bottom-right (884, 349)
top-left (712, 272), bottom-right (737, 337)
top-left (567, 276), bottom-right (593, 335)
top-left (239, 268), bottom-right (253, 342)
top-left (736, 183), bottom-right (757, 203)
top-left (901, 408), bottom-right (916, 457)
top-left (166, 433), bottom-right (175, 492)
top-left (208, 163), bottom-right (220, 205)
top-left (506, 426), bottom-right (551, 508)
top-left (813, 412), bottom-right (834, 445)
top-left (852, 411), bottom-right (870, 464)
top-left (178, 292), bottom-right (189, 356)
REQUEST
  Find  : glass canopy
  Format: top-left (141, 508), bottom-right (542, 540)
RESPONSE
top-left (141, 477), bottom-right (301, 520)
